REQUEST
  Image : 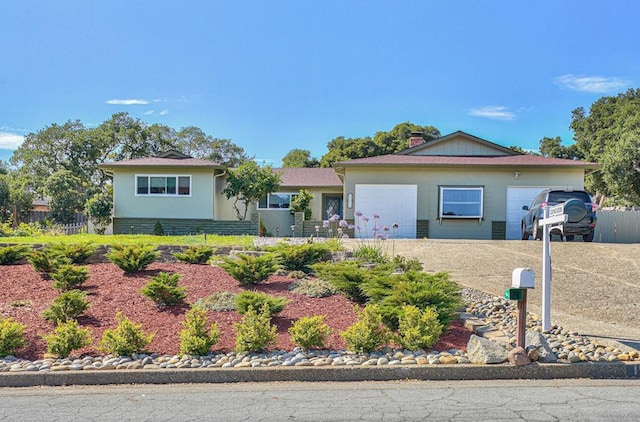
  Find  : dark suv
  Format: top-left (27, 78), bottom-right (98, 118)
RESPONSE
top-left (521, 189), bottom-right (597, 242)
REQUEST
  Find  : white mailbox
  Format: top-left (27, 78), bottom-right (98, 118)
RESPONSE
top-left (512, 268), bottom-right (535, 289)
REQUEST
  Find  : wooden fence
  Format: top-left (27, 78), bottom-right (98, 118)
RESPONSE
top-left (594, 209), bottom-right (640, 243)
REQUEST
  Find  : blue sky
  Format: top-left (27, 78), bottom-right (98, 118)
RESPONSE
top-left (1, 1), bottom-right (638, 165)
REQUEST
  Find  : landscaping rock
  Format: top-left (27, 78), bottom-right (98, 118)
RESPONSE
top-left (507, 347), bottom-right (530, 366)
top-left (466, 335), bottom-right (508, 364)
top-left (526, 331), bottom-right (558, 363)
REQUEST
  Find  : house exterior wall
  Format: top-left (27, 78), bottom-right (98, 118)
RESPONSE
top-left (257, 187), bottom-right (343, 237)
top-left (112, 168), bottom-right (215, 219)
top-left (413, 136), bottom-right (511, 156)
top-left (341, 166), bottom-right (586, 239)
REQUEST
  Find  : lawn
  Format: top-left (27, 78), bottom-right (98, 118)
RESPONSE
top-left (0, 233), bottom-right (256, 248)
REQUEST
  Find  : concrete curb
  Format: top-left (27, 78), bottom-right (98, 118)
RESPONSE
top-left (1, 363), bottom-right (639, 388)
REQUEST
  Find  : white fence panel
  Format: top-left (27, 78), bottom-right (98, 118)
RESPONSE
top-left (594, 210), bottom-right (640, 243)
top-left (58, 222), bottom-right (88, 235)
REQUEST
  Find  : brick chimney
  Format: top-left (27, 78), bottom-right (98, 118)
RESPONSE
top-left (409, 132), bottom-right (425, 148)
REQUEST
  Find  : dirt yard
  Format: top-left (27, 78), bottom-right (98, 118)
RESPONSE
top-left (344, 239), bottom-right (640, 348)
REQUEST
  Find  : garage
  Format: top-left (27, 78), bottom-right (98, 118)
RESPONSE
top-left (505, 187), bottom-right (547, 239)
top-left (354, 184), bottom-right (417, 238)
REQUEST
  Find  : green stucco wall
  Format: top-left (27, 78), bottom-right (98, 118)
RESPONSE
top-left (341, 166), bottom-right (586, 240)
top-left (113, 168), bottom-right (215, 220)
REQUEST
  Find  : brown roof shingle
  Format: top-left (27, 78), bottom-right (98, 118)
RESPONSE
top-left (274, 168), bottom-right (342, 187)
top-left (334, 154), bottom-right (600, 169)
top-left (100, 156), bottom-right (221, 169)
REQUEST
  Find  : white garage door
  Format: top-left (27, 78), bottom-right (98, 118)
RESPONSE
top-left (354, 184), bottom-right (417, 238)
top-left (505, 187), bottom-right (547, 239)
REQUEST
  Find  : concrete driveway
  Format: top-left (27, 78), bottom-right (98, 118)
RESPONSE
top-left (344, 239), bottom-right (640, 349)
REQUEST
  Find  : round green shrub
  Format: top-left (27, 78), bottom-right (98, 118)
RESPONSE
top-left (288, 315), bottom-right (331, 351)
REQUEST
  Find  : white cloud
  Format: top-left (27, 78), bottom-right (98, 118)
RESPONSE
top-left (469, 106), bottom-right (516, 121)
top-left (144, 110), bottom-right (155, 115)
top-left (159, 110), bottom-right (169, 115)
top-left (554, 74), bottom-right (630, 93)
top-left (106, 99), bottom-right (150, 105)
top-left (0, 132), bottom-right (24, 149)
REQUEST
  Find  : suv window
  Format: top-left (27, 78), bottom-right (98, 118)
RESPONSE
top-left (547, 191), bottom-right (591, 203)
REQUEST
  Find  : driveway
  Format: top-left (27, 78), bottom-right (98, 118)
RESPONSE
top-left (344, 239), bottom-right (640, 349)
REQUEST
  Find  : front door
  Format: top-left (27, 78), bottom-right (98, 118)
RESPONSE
top-left (323, 195), bottom-right (343, 219)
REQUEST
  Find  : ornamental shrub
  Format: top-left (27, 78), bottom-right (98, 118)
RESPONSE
top-left (391, 255), bottom-right (423, 272)
top-left (288, 315), bottom-right (331, 351)
top-left (140, 272), bottom-right (186, 306)
top-left (340, 304), bottom-right (391, 353)
top-left (42, 320), bottom-right (93, 358)
top-left (265, 242), bottom-right (332, 273)
top-left (234, 303), bottom-right (277, 352)
top-left (51, 264), bottom-right (89, 291)
top-left (48, 242), bottom-right (97, 264)
top-left (235, 291), bottom-right (288, 316)
top-left (41, 289), bottom-right (90, 324)
top-left (153, 220), bottom-right (165, 236)
top-left (310, 261), bottom-right (373, 303)
top-left (219, 253), bottom-right (280, 285)
top-left (173, 245), bottom-right (216, 264)
top-left (0, 245), bottom-right (30, 265)
top-left (28, 249), bottom-right (70, 274)
top-left (395, 305), bottom-right (443, 351)
top-left (289, 278), bottom-right (338, 298)
top-left (193, 291), bottom-right (237, 312)
top-left (106, 244), bottom-right (159, 274)
top-left (99, 311), bottom-right (155, 356)
top-left (179, 307), bottom-right (221, 355)
top-left (352, 244), bottom-right (389, 264)
top-left (0, 317), bottom-right (25, 356)
top-left (360, 270), bottom-right (462, 329)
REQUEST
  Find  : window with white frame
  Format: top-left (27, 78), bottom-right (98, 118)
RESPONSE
top-left (439, 186), bottom-right (483, 218)
top-left (258, 192), bottom-right (297, 209)
top-left (136, 175), bottom-right (191, 196)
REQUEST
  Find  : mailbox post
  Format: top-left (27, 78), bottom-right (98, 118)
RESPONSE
top-left (538, 204), bottom-right (567, 331)
top-left (506, 268), bottom-right (535, 348)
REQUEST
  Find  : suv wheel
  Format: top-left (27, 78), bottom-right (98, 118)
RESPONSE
top-left (533, 220), bottom-right (542, 240)
top-left (583, 231), bottom-right (594, 242)
top-left (521, 223), bottom-right (530, 240)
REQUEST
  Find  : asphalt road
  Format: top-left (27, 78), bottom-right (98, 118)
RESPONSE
top-left (2, 380), bottom-right (639, 421)
top-left (345, 239), bottom-right (640, 350)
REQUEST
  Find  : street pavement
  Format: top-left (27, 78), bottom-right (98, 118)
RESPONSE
top-left (2, 379), bottom-right (640, 421)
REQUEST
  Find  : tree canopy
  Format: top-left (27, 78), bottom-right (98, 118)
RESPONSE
top-left (1, 113), bottom-right (253, 224)
top-left (281, 149), bottom-right (320, 168)
top-left (222, 161), bottom-right (281, 220)
top-left (570, 88), bottom-right (640, 205)
top-left (319, 122), bottom-right (440, 167)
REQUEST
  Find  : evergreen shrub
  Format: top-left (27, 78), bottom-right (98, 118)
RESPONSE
top-left (0, 317), bottom-right (25, 356)
top-left (395, 305), bottom-right (443, 351)
top-left (51, 264), bottom-right (89, 291)
top-left (99, 311), bottom-right (155, 356)
top-left (0, 245), bottom-right (30, 265)
top-left (42, 320), bottom-right (93, 358)
top-left (235, 291), bottom-right (288, 316)
top-left (340, 304), bottom-right (390, 353)
top-left (106, 244), bottom-right (159, 274)
top-left (41, 289), bottom-right (90, 324)
top-left (173, 245), bottom-right (216, 264)
top-left (234, 304), bottom-right (277, 352)
top-left (219, 253), bottom-right (280, 285)
top-left (288, 315), bottom-right (331, 351)
top-left (179, 307), bottom-right (220, 355)
top-left (140, 272), bottom-right (186, 306)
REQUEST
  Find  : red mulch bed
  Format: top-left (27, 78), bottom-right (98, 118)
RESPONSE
top-left (0, 262), bottom-right (471, 360)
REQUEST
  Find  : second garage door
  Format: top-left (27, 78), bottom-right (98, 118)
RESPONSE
top-left (505, 187), bottom-right (547, 239)
top-left (354, 184), bottom-right (417, 238)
